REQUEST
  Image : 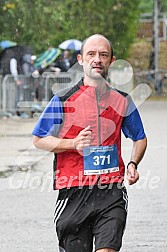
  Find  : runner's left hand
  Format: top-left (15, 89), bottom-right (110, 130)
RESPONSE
top-left (127, 165), bottom-right (139, 185)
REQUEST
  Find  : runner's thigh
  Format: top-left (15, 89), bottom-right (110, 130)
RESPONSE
top-left (93, 185), bottom-right (128, 251)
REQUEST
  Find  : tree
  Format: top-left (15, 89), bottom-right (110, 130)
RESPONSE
top-left (0, 0), bottom-right (141, 58)
top-left (139, 0), bottom-right (167, 13)
top-left (56, 0), bottom-right (140, 58)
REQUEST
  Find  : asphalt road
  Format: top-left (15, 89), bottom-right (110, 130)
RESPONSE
top-left (0, 100), bottom-right (167, 252)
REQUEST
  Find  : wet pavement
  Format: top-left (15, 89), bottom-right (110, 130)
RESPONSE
top-left (0, 100), bottom-right (167, 252)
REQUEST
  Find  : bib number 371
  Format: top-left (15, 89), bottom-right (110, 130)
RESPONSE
top-left (83, 145), bottom-right (119, 175)
top-left (93, 155), bottom-right (110, 166)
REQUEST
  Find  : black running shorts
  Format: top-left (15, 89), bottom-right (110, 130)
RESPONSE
top-left (54, 183), bottom-right (128, 252)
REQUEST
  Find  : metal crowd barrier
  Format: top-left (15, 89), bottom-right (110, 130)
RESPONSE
top-left (2, 74), bottom-right (44, 113)
top-left (1, 72), bottom-right (83, 114)
top-left (2, 69), bottom-right (166, 115)
top-left (134, 69), bottom-right (167, 96)
top-left (43, 72), bottom-right (76, 100)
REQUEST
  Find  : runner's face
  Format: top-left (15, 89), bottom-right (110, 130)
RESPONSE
top-left (81, 36), bottom-right (112, 79)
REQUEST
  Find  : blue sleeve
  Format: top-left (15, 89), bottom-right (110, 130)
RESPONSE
top-left (32, 95), bottom-right (63, 137)
top-left (122, 97), bottom-right (146, 141)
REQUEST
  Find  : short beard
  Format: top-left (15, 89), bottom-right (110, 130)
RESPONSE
top-left (87, 66), bottom-right (107, 80)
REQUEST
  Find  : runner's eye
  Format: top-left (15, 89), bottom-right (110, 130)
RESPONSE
top-left (101, 53), bottom-right (109, 58)
top-left (88, 52), bottom-right (95, 56)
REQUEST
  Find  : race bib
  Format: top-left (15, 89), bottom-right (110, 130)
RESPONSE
top-left (83, 145), bottom-right (119, 175)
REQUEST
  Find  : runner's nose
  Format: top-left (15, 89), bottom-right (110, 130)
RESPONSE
top-left (94, 53), bottom-right (101, 63)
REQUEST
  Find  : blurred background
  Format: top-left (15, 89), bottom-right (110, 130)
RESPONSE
top-left (0, 0), bottom-right (167, 117)
top-left (0, 1), bottom-right (167, 252)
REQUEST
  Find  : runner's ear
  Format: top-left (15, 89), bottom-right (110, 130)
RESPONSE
top-left (77, 54), bottom-right (83, 65)
top-left (111, 56), bottom-right (116, 64)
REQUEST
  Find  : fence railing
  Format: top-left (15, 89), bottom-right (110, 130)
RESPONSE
top-left (0, 69), bottom-right (167, 115)
top-left (134, 69), bottom-right (167, 95)
top-left (0, 72), bottom-right (84, 114)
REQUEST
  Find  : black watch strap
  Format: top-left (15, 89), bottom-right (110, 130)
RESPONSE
top-left (127, 161), bottom-right (138, 170)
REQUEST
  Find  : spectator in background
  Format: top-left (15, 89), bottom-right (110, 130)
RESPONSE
top-left (22, 54), bottom-right (42, 103)
top-left (9, 57), bottom-right (22, 85)
top-left (61, 50), bottom-right (71, 71)
top-left (50, 50), bottom-right (79, 73)
top-left (70, 50), bottom-right (80, 67)
top-left (0, 45), bottom-right (33, 82)
top-left (54, 50), bottom-right (72, 72)
top-left (22, 54), bottom-right (37, 76)
top-left (47, 55), bottom-right (66, 73)
top-left (10, 54), bottom-right (38, 116)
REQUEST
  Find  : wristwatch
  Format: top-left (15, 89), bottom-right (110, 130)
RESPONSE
top-left (127, 161), bottom-right (138, 170)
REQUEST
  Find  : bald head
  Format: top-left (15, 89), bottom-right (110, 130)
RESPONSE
top-left (77, 34), bottom-right (114, 81)
top-left (81, 34), bottom-right (113, 59)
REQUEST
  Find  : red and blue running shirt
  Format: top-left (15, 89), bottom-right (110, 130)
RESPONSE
top-left (32, 80), bottom-right (146, 189)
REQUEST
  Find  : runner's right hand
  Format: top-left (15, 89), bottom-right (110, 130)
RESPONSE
top-left (73, 126), bottom-right (92, 151)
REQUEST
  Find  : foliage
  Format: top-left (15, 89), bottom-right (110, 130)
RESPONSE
top-left (139, 0), bottom-right (167, 14)
top-left (0, 0), bottom-right (141, 57)
top-left (139, 0), bottom-right (154, 13)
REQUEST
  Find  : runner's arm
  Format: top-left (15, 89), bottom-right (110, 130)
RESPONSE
top-left (33, 135), bottom-right (74, 153)
top-left (127, 137), bottom-right (147, 185)
top-left (130, 137), bottom-right (147, 165)
top-left (122, 97), bottom-right (147, 184)
top-left (33, 126), bottom-right (92, 153)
